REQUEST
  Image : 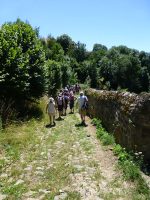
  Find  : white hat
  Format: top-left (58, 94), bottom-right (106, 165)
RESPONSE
top-left (49, 97), bottom-right (54, 102)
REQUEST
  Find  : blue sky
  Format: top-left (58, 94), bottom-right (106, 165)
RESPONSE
top-left (0, 0), bottom-right (150, 52)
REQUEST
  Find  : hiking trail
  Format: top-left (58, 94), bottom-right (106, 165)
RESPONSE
top-left (0, 106), bottom-right (149, 200)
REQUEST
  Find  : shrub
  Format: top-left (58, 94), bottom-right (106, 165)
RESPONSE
top-left (0, 19), bottom-right (46, 101)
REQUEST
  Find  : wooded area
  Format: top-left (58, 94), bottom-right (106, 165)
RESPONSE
top-left (0, 19), bottom-right (150, 125)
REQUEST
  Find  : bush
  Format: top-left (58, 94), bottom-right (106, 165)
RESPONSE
top-left (0, 19), bottom-right (46, 101)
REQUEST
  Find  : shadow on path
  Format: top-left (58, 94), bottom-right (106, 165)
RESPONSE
top-left (45, 124), bottom-right (56, 128)
top-left (56, 117), bottom-right (64, 121)
top-left (75, 123), bottom-right (88, 127)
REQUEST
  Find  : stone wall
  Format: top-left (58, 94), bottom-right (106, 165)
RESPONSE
top-left (85, 89), bottom-right (150, 161)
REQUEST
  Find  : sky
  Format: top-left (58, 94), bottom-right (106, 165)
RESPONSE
top-left (0, 0), bottom-right (150, 52)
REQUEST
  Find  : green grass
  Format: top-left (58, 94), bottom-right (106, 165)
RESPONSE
top-left (92, 118), bottom-right (115, 146)
top-left (92, 118), bottom-right (150, 199)
top-left (0, 105), bottom-right (87, 199)
top-left (2, 183), bottom-right (27, 200)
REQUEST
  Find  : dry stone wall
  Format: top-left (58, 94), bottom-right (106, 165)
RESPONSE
top-left (85, 89), bottom-right (150, 161)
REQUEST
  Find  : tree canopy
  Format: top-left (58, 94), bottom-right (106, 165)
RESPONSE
top-left (0, 19), bottom-right (150, 124)
top-left (0, 19), bottom-right (46, 100)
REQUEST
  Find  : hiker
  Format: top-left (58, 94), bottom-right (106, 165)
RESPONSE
top-left (77, 91), bottom-right (88, 126)
top-left (69, 91), bottom-right (76, 113)
top-left (56, 93), bottom-right (64, 119)
top-left (63, 90), bottom-right (69, 115)
top-left (46, 97), bottom-right (56, 126)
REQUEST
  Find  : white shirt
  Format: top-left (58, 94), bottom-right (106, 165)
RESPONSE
top-left (48, 101), bottom-right (55, 113)
top-left (78, 95), bottom-right (88, 109)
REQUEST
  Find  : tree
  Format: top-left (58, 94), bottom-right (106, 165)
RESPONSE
top-left (115, 55), bottom-right (141, 92)
top-left (73, 42), bottom-right (87, 62)
top-left (40, 36), bottom-right (64, 61)
top-left (93, 43), bottom-right (107, 52)
top-left (98, 56), bottom-right (115, 89)
top-left (88, 62), bottom-right (98, 88)
top-left (45, 60), bottom-right (61, 97)
top-left (115, 45), bottom-right (131, 55)
top-left (139, 66), bottom-right (150, 92)
top-left (76, 61), bottom-right (90, 83)
top-left (90, 44), bottom-right (107, 65)
top-left (0, 19), bottom-right (46, 100)
top-left (57, 34), bottom-right (74, 55)
top-left (61, 61), bottom-right (70, 88)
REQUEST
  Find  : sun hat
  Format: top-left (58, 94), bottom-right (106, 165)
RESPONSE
top-left (80, 91), bottom-right (84, 95)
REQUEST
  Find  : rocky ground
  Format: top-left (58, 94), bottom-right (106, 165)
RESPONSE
top-left (0, 110), bottom-right (149, 200)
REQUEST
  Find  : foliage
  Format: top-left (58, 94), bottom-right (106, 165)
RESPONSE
top-left (42, 32), bottom-right (150, 94)
top-left (76, 61), bottom-right (90, 83)
top-left (113, 144), bottom-right (130, 161)
top-left (72, 41), bottom-right (88, 62)
top-left (45, 60), bottom-right (61, 97)
top-left (56, 34), bottom-right (74, 55)
top-left (92, 118), bottom-right (115, 145)
top-left (61, 58), bottom-right (71, 87)
top-left (41, 36), bottom-right (64, 61)
top-left (0, 19), bottom-right (46, 101)
top-left (88, 63), bottom-right (98, 88)
top-left (1, 18), bottom-right (150, 125)
top-left (68, 69), bottom-right (78, 85)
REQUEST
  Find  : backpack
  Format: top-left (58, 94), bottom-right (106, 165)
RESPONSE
top-left (64, 95), bottom-right (69, 102)
top-left (82, 97), bottom-right (88, 110)
top-left (70, 95), bottom-right (74, 101)
top-left (57, 96), bottom-right (63, 106)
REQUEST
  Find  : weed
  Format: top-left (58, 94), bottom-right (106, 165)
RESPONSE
top-left (113, 144), bottom-right (130, 161)
top-left (119, 160), bottom-right (140, 181)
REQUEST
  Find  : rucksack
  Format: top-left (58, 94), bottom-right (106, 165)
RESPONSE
top-left (82, 97), bottom-right (88, 110)
top-left (57, 96), bottom-right (63, 106)
top-left (64, 95), bottom-right (69, 104)
top-left (70, 95), bottom-right (74, 101)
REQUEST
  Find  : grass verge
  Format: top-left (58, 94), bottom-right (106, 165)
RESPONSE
top-left (91, 118), bottom-right (150, 199)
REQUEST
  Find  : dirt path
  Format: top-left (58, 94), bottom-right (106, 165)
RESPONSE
top-left (0, 111), bottom-right (146, 199)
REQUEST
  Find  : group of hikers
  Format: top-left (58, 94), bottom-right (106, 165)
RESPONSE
top-left (46, 84), bottom-right (88, 127)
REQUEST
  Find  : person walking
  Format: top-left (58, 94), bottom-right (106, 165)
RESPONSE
top-left (56, 93), bottom-right (64, 119)
top-left (77, 91), bottom-right (88, 126)
top-left (46, 97), bottom-right (56, 126)
top-left (69, 91), bottom-right (76, 113)
top-left (63, 89), bottom-right (69, 116)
